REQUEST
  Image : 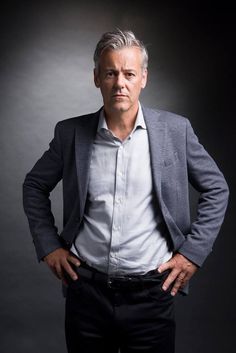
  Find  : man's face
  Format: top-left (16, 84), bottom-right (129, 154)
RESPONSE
top-left (94, 46), bottom-right (147, 115)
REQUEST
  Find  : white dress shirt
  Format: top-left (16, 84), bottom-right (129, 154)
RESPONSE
top-left (71, 103), bottom-right (172, 275)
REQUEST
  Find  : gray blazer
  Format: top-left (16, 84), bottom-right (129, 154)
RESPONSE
top-left (23, 106), bottom-right (229, 273)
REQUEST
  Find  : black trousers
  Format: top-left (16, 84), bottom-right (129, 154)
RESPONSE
top-left (65, 268), bottom-right (175, 353)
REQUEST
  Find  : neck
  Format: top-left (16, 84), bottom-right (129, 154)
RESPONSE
top-left (104, 103), bottom-right (139, 140)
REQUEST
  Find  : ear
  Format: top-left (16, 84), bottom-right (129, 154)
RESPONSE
top-left (94, 68), bottom-right (100, 88)
top-left (141, 69), bottom-right (148, 89)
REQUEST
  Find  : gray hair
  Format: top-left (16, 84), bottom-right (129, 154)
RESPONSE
top-left (93, 29), bottom-right (148, 71)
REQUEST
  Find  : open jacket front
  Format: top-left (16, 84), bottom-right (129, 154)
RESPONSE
top-left (23, 106), bottom-right (229, 294)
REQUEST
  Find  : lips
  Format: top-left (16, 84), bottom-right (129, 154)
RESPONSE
top-left (112, 94), bottom-right (127, 98)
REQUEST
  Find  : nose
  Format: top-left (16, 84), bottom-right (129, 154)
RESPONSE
top-left (114, 73), bottom-right (125, 89)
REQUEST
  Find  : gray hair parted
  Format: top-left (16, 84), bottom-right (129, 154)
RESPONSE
top-left (93, 29), bottom-right (148, 71)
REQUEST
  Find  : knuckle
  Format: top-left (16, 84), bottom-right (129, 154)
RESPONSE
top-left (175, 279), bottom-right (182, 287)
top-left (175, 279), bottom-right (181, 288)
top-left (179, 273), bottom-right (185, 280)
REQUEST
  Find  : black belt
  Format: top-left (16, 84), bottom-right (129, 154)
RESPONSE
top-left (74, 263), bottom-right (166, 289)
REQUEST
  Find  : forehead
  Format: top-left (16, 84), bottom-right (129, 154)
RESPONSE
top-left (99, 46), bottom-right (143, 69)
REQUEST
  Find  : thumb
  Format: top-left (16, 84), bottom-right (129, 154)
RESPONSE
top-left (158, 259), bottom-right (173, 273)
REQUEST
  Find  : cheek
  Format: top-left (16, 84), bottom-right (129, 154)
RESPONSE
top-left (130, 84), bottom-right (143, 96)
top-left (100, 85), bottom-right (110, 96)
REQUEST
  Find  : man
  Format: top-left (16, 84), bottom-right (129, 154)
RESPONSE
top-left (23, 29), bottom-right (229, 353)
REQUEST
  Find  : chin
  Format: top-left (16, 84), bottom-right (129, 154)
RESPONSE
top-left (110, 102), bottom-right (130, 113)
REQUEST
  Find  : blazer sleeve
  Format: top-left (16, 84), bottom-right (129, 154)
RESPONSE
top-left (177, 119), bottom-right (229, 266)
top-left (23, 122), bottom-right (64, 261)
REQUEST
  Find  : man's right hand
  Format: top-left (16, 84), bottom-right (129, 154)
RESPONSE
top-left (43, 248), bottom-right (81, 285)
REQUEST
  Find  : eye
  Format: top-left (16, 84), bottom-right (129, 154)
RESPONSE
top-left (106, 71), bottom-right (115, 78)
top-left (126, 72), bottom-right (135, 78)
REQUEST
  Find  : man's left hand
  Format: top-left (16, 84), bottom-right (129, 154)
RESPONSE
top-left (158, 253), bottom-right (198, 296)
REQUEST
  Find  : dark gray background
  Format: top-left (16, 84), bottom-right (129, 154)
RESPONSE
top-left (1, 1), bottom-right (235, 352)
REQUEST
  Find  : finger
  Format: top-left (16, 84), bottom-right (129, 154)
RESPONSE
top-left (62, 260), bottom-right (78, 281)
top-left (170, 273), bottom-right (186, 296)
top-left (68, 255), bottom-right (81, 267)
top-left (51, 266), bottom-right (62, 280)
top-left (158, 260), bottom-right (174, 273)
top-left (52, 262), bottom-right (64, 281)
top-left (60, 272), bottom-right (69, 286)
top-left (47, 261), bottom-right (62, 280)
top-left (162, 269), bottom-right (180, 291)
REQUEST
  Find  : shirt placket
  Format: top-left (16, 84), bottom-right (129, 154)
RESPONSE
top-left (108, 141), bottom-right (127, 274)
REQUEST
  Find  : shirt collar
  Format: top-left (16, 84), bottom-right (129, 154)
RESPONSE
top-left (97, 102), bottom-right (146, 133)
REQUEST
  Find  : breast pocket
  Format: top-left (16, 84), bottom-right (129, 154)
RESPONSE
top-left (163, 151), bottom-right (179, 167)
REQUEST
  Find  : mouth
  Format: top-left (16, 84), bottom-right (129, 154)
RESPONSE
top-left (112, 94), bottom-right (128, 99)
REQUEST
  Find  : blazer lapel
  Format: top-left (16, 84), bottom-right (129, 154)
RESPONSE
top-left (75, 110), bottom-right (100, 219)
top-left (142, 106), bottom-right (167, 199)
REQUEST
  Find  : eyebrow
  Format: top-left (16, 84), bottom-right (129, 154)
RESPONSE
top-left (105, 68), bottom-right (137, 73)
